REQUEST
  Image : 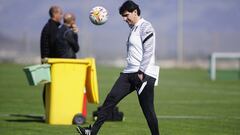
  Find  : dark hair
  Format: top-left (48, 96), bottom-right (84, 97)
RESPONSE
top-left (49, 6), bottom-right (59, 18)
top-left (119, 0), bottom-right (141, 16)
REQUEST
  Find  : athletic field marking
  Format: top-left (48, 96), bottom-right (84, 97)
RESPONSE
top-left (157, 115), bottom-right (240, 120)
top-left (0, 114), bottom-right (10, 117)
top-left (168, 86), bottom-right (240, 96)
top-left (159, 100), bottom-right (240, 104)
top-left (1, 114), bottom-right (240, 120)
top-left (186, 89), bottom-right (240, 96)
top-left (0, 114), bottom-right (44, 117)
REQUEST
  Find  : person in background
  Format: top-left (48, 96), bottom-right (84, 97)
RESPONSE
top-left (54, 13), bottom-right (79, 58)
top-left (41, 6), bottom-right (63, 59)
top-left (40, 5), bottom-right (63, 110)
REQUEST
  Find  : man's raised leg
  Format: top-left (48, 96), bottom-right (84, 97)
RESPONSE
top-left (78, 73), bottom-right (134, 135)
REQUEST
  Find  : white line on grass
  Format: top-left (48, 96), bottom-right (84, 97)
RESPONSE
top-left (159, 100), bottom-right (240, 104)
top-left (1, 114), bottom-right (240, 120)
top-left (0, 114), bottom-right (43, 117)
top-left (157, 115), bottom-right (240, 120)
top-left (0, 114), bottom-right (10, 117)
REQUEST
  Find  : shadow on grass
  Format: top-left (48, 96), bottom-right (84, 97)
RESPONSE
top-left (5, 114), bottom-right (45, 123)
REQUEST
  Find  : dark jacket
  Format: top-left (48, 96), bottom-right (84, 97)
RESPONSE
top-left (54, 25), bottom-right (79, 58)
top-left (40, 19), bottom-right (61, 58)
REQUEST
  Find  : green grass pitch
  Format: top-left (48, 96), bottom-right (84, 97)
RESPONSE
top-left (0, 64), bottom-right (240, 135)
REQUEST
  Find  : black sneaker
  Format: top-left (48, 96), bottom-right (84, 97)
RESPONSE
top-left (76, 125), bottom-right (92, 135)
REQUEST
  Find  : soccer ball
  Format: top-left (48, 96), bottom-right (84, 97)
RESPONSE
top-left (89, 6), bottom-right (108, 25)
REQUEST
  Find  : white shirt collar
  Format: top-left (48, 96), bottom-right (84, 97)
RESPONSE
top-left (134, 18), bottom-right (144, 27)
top-left (129, 18), bottom-right (144, 29)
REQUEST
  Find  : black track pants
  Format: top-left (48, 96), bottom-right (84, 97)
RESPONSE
top-left (91, 73), bottom-right (160, 135)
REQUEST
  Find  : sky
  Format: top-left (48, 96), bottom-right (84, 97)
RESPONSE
top-left (0, 0), bottom-right (240, 61)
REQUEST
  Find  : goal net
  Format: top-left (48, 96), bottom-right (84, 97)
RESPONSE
top-left (209, 52), bottom-right (240, 80)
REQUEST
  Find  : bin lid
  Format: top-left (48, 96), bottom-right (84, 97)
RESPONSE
top-left (23, 64), bottom-right (50, 72)
top-left (47, 59), bottom-right (90, 65)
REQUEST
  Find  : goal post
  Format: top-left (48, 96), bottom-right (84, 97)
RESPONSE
top-left (209, 52), bottom-right (240, 80)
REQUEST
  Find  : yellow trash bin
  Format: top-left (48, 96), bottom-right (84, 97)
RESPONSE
top-left (45, 58), bottom-right (99, 125)
top-left (85, 58), bottom-right (99, 104)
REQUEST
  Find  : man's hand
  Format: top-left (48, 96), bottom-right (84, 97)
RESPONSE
top-left (41, 57), bottom-right (48, 64)
top-left (72, 24), bottom-right (79, 33)
top-left (138, 73), bottom-right (144, 81)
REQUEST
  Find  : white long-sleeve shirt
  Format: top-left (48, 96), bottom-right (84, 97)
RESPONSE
top-left (123, 18), bottom-right (159, 79)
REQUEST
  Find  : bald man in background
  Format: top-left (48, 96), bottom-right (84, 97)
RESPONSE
top-left (41, 6), bottom-right (63, 59)
top-left (54, 13), bottom-right (79, 58)
top-left (40, 6), bottom-right (63, 111)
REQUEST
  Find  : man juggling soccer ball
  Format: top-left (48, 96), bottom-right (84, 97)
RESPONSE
top-left (77, 1), bottom-right (160, 135)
